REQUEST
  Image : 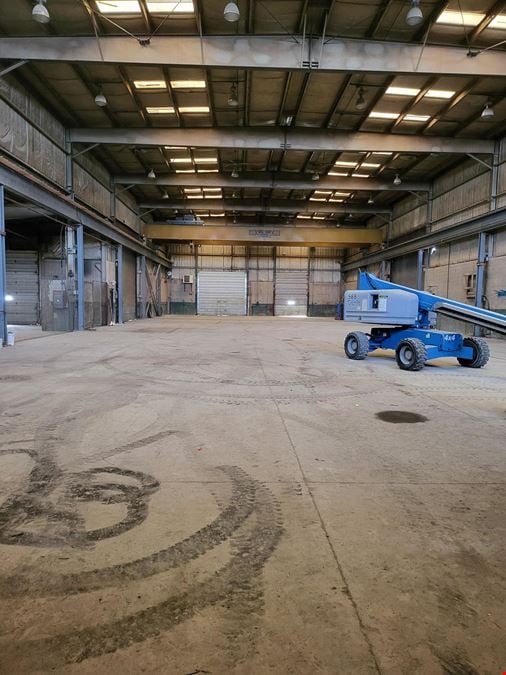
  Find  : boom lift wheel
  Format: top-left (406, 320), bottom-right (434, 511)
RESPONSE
top-left (344, 331), bottom-right (369, 360)
top-left (457, 337), bottom-right (490, 368)
top-left (395, 338), bottom-right (428, 371)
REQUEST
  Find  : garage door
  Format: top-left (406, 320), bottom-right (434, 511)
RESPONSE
top-left (197, 271), bottom-right (247, 315)
top-left (6, 251), bottom-right (39, 324)
top-left (275, 271), bottom-right (308, 316)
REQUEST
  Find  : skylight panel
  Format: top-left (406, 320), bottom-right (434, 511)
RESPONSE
top-left (147, 1), bottom-right (194, 13)
top-left (436, 10), bottom-right (484, 26)
top-left (489, 14), bottom-right (506, 29)
top-left (96, 1), bottom-right (141, 14)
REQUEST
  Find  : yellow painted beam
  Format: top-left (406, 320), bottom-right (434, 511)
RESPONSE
top-left (143, 224), bottom-right (384, 247)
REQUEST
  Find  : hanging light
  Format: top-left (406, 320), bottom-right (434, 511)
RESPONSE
top-left (393, 174), bottom-right (402, 185)
top-left (148, 168), bottom-right (156, 179)
top-left (406, 0), bottom-right (423, 26)
top-left (32, 0), bottom-right (50, 23)
top-left (231, 168), bottom-right (240, 178)
top-left (481, 102), bottom-right (494, 119)
top-left (312, 172), bottom-right (320, 181)
top-left (228, 82), bottom-right (239, 107)
top-left (224, 1), bottom-right (240, 22)
top-left (367, 195), bottom-right (375, 205)
top-left (355, 87), bottom-right (367, 111)
top-left (162, 189), bottom-right (169, 199)
top-left (94, 90), bottom-right (107, 107)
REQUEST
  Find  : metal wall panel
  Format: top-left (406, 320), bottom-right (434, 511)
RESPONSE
top-left (390, 253), bottom-right (418, 288)
top-left (197, 271), bottom-right (247, 316)
top-left (6, 250), bottom-right (39, 324)
top-left (275, 271), bottom-right (308, 316)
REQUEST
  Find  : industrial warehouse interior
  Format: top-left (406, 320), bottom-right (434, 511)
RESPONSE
top-left (0, 1), bottom-right (505, 673)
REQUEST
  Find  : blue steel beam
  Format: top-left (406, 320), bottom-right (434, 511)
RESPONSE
top-left (116, 244), bottom-right (124, 324)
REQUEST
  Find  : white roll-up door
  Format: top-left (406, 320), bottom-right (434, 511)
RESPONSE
top-left (6, 251), bottom-right (39, 324)
top-left (275, 271), bottom-right (308, 316)
top-left (197, 271), bottom-right (247, 316)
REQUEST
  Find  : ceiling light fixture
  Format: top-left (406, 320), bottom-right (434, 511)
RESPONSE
top-left (162, 190), bottom-right (169, 199)
top-left (368, 195), bottom-right (375, 205)
top-left (393, 174), bottom-right (402, 185)
top-left (481, 102), bottom-right (494, 119)
top-left (94, 90), bottom-right (107, 107)
top-left (312, 172), bottom-right (320, 181)
top-left (355, 87), bottom-right (367, 111)
top-left (228, 82), bottom-right (239, 107)
top-left (224, 1), bottom-right (240, 22)
top-left (148, 168), bottom-right (156, 179)
top-left (231, 168), bottom-right (240, 178)
top-left (32, 0), bottom-right (50, 23)
top-left (406, 0), bottom-right (423, 26)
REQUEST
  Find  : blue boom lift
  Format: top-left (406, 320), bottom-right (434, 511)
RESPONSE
top-left (343, 272), bottom-right (506, 371)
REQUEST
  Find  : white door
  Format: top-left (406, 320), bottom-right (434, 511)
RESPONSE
top-left (275, 271), bottom-right (308, 316)
top-left (6, 251), bottom-right (39, 324)
top-left (197, 271), bottom-right (247, 316)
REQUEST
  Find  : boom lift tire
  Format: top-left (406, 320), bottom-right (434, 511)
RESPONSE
top-left (344, 331), bottom-right (370, 360)
top-left (395, 338), bottom-right (428, 371)
top-left (457, 337), bottom-right (490, 368)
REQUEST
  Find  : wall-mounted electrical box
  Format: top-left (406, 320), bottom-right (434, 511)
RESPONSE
top-left (183, 274), bottom-right (194, 284)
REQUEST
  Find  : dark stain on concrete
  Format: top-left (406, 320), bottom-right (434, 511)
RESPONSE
top-left (375, 410), bottom-right (429, 424)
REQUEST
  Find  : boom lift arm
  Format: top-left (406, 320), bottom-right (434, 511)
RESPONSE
top-left (343, 272), bottom-right (505, 371)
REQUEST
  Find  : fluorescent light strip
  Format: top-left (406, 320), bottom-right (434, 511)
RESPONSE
top-left (360, 163), bottom-right (381, 168)
top-left (179, 106), bottom-right (210, 113)
top-left (351, 173), bottom-right (369, 178)
top-left (134, 80), bottom-right (166, 89)
top-left (170, 80), bottom-right (206, 89)
top-left (146, 106), bottom-right (175, 114)
top-left (403, 114), bottom-right (431, 122)
top-left (369, 111), bottom-right (399, 120)
top-left (170, 158), bottom-right (192, 163)
top-left (334, 161), bottom-right (357, 167)
top-left (328, 171), bottom-right (349, 176)
top-left (194, 157), bottom-right (218, 163)
top-left (424, 89), bottom-right (455, 99)
top-left (386, 86), bottom-right (421, 96)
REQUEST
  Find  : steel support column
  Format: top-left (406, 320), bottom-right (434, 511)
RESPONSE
top-left (417, 249), bottom-right (425, 291)
top-left (0, 185), bottom-right (7, 347)
top-left (474, 232), bottom-right (489, 336)
top-left (116, 244), bottom-right (124, 324)
top-left (76, 224), bottom-right (85, 331)
top-left (137, 255), bottom-right (147, 319)
top-left (65, 129), bottom-right (73, 197)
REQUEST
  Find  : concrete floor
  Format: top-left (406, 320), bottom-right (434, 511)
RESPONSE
top-left (0, 316), bottom-right (505, 675)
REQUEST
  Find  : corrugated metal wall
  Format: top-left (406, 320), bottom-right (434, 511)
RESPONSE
top-left (122, 249), bottom-right (137, 321)
top-left (168, 244), bottom-right (341, 316)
